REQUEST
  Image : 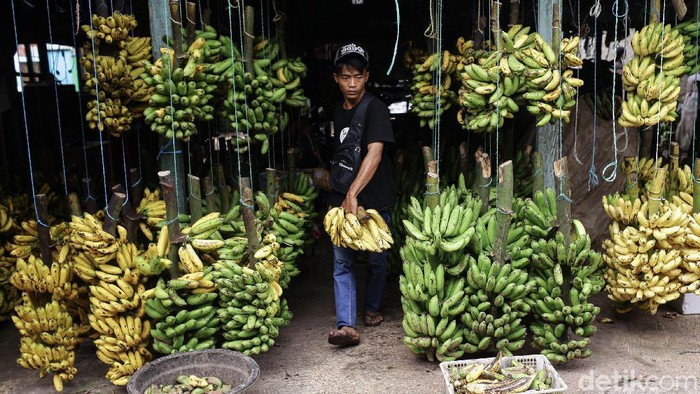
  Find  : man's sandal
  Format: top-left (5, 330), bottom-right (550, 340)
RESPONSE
top-left (364, 311), bottom-right (383, 327)
top-left (327, 326), bottom-right (360, 346)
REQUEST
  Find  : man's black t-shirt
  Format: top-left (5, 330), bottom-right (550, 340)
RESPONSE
top-left (329, 93), bottom-right (395, 211)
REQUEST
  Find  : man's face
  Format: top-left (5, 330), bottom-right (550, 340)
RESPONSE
top-left (334, 65), bottom-right (369, 101)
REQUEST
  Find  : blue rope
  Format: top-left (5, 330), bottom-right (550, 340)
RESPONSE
top-left (45, 0), bottom-right (69, 196)
top-left (386, 0), bottom-right (400, 76)
top-left (11, 0), bottom-right (49, 227)
top-left (602, 0), bottom-right (627, 183)
top-left (156, 139), bottom-right (183, 160)
top-left (87, 0), bottom-right (110, 205)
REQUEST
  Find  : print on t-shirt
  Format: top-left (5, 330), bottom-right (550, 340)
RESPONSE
top-left (339, 127), bottom-right (349, 143)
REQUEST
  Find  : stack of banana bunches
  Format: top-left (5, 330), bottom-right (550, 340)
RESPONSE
top-left (394, 172), bottom-right (604, 364)
top-left (4, 172), bottom-right (318, 391)
top-left (602, 158), bottom-right (700, 315)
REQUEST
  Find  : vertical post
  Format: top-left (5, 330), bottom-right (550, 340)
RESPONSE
top-left (102, 192), bottom-right (126, 236)
top-left (216, 164), bottom-right (231, 213)
top-left (240, 177), bottom-right (260, 267)
top-left (491, 0), bottom-right (502, 51)
top-left (188, 175), bottom-right (203, 222)
top-left (148, 0), bottom-right (173, 58)
top-left (425, 161), bottom-right (440, 209)
top-left (202, 176), bottom-right (217, 213)
top-left (66, 193), bottom-right (82, 217)
top-left (35, 194), bottom-right (52, 266)
top-left (509, 0), bottom-right (521, 26)
top-left (203, 8), bottom-right (212, 25)
top-left (169, 1), bottom-right (183, 62)
top-left (266, 168), bottom-right (278, 201)
top-left (286, 148), bottom-right (297, 189)
top-left (129, 168), bottom-right (144, 209)
top-left (536, 0), bottom-right (558, 190)
top-left (186, 2), bottom-right (197, 46)
top-left (243, 5), bottom-right (256, 75)
top-left (459, 142), bottom-right (469, 179)
top-left (669, 142), bottom-right (680, 198)
top-left (554, 157), bottom-right (571, 244)
top-left (650, 0), bottom-right (661, 23)
top-left (476, 151), bottom-right (492, 214)
top-left (493, 161), bottom-right (514, 265)
top-left (159, 171), bottom-right (184, 279)
top-left (422, 146), bottom-right (434, 171)
top-left (648, 168), bottom-right (666, 216)
top-left (112, 184), bottom-right (138, 242)
top-left (532, 151), bottom-right (544, 196)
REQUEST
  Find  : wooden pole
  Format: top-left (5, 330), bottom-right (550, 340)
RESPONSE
top-left (459, 142), bottom-right (469, 180)
top-left (239, 177), bottom-right (260, 267)
top-left (82, 177), bottom-right (98, 214)
top-left (66, 193), bottom-right (82, 217)
top-left (509, 0), bottom-right (521, 26)
top-left (129, 168), bottom-right (144, 209)
top-left (536, 0), bottom-right (559, 190)
top-left (476, 151), bottom-right (492, 214)
top-left (554, 157), bottom-right (571, 244)
top-left (186, 2), bottom-right (197, 46)
top-left (216, 164), bottom-right (231, 213)
top-left (169, 1), bottom-right (183, 63)
top-left (422, 146), bottom-right (434, 171)
top-left (648, 168), bottom-right (666, 216)
top-left (148, 0), bottom-right (173, 59)
top-left (112, 184), bottom-right (138, 242)
top-left (243, 5), bottom-right (256, 75)
top-left (35, 194), bottom-right (52, 266)
top-left (266, 168), bottom-right (278, 201)
top-left (474, 16), bottom-right (487, 50)
top-left (286, 148), bottom-right (298, 190)
top-left (532, 151), bottom-right (544, 196)
top-left (671, 0), bottom-right (688, 19)
top-left (102, 192), bottom-right (126, 236)
top-left (491, 0), bottom-right (502, 52)
top-left (202, 176), bottom-right (217, 213)
top-left (188, 174), bottom-right (203, 222)
top-left (159, 170), bottom-right (184, 279)
top-left (203, 8), bottom-right (212, 25)
top-left (492, 161), bottom-right (513, 265)
top-left (425, 161), bottom-right (440, 209)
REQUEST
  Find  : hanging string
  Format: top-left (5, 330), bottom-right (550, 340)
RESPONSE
top-left (235, 1), bottom-right (256, 184)
top-left (197, 0), bottom-right (204, 25)
top-left (572, 0), bottom-right (583, 165)
top-left (616, 4), bottom-right (630, 155)
top-left (87, 0), bottom-right (110, 205)
top-left (494, 1), bottom-right (501, 176)
top-left (259, 0), bottom-right (272, 170)
top-left (433, 0), bottom-right (443, 175)
top-left (424, 0), bottom-right (437, 39)
top-left (162, 0), bottom-right (181, 212)
top-left (556, 0), bottom-right (572, 203)
top-left (45, 0), bottom-right (69, 195)
top-left (601, 0), bottom-right (627, 183)
top-left (70, 0), bottom-right (94, 201)
top-left (227, 0), bottom-right (246, 191)
top-left (692, 0), bottom-right (700, 183)
top-left (271, 0), bottom-right (287, 22)
top-left (653, 0), bottom-right (666, 171)
top-left (11, 0), bottom-right (49, 226)
top-left (120, 136), bottom-right (130, 205)
top-left (386, 0), bottom-right (400, 76)
top-left (587, 0), bottom-right (601, 190)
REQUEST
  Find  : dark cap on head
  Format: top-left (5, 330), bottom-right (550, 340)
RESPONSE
top-left (334, 43), bottom-right (369, 65)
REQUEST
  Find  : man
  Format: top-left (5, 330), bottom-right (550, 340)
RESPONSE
top-left (327, 43), bottom-right (395, 346)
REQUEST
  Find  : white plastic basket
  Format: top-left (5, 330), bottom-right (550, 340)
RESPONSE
top-left (439, 354), bottom-right (567, 394)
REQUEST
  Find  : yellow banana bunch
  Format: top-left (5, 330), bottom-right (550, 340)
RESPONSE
top-left (602, 194), bottom-right (643, 225)
top-left (81, 12), bottom-right (136, 45)
top-left (11, 255), bottom-right (79, 301)
top-left (13, 297), bottom-right (80, 392)
top-left (324, 207), bottom-right (393, 252)
top-left (621, 22), bottom-right (684, 128)
top-left (68, 213), bottom-right (125, 264)
top-left (0, 204), bottom-right (15, 234)
top-left (403, 47), bottom-right (427, 70)
top-left (121, 36), bottom-right (153, 115)
top-left (136, 187), bottom-right (166, 240)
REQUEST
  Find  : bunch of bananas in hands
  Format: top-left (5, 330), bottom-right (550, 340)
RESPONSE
top-left (324, 207), bottom-right (393, 252)
top-left (621, 22), bottom-right (685, 128)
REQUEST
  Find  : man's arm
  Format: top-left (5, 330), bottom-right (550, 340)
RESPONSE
top-left (342, 142), bottom-right (384, 214)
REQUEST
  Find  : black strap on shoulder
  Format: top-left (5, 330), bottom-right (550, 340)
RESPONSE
top-left (350, 92), bottom-right (375, 138)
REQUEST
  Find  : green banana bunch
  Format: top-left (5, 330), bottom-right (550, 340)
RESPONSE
top-left (141, 38), bottom-right (216, 141)
top-left (271, 56), bottom-right (310, 108)
top-left (674, 21), bottom-right (700, 75)
top-left (410, 50), bottom-right (460, 129)
top-left (458, 25), bottom-right (534, 132)
top-left (621, 22), bottom-right (685, 128)
top-left (213, 235), bottom-right (292, 356)
top-left (144, 271), bottom-right (220, 355)
top-left (527, 227), bottom-right (604, 364)
top-left (520, 35), bottom-right (583, 126)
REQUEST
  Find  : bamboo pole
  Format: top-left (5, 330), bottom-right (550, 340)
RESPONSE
top-left (554, 157), bottom-right (571, 245)
top-left (102, 192), bottom-right (126, 236)
top-left (186, 2), bottom-right (197, 46)
top-left (129, 168), bottom-right (144, 209)
top-left (532, 151), bottom-right (544, 196)
top-left (188, 174), bottom-right (203, 222)
top-left (35, 194), bottom-right (52, 267)
top-left (66, 193), bottom-right (82, 217)
top-left (491, 0), bottom-right (502, 52)
top-left (648, 168), bottom-right (666, 216)
top-left (459, 142), bottom-right (469, 180)
top-left (476, 151), bottom-right (492, 214)
top-left (202, 176), bottom-right (217, 213)
top-left (159, 171), bottom-right (184, 279)
top-left (216, 164), bottom-right (231, 213)
top-left (287, 148), bottom-right (297, 190)
top-left (493, 161), bottom-right (514, 265)
top-left (169, 1), bottom-right (183, 66)
top-left (239, 177), bottom-right (260, 267)
top-left (243, 6), bottom-right (255, 75)
top-left (425, 161), bottom-right (440, 209)
top-left (422, 146), bottom-right (434, 171)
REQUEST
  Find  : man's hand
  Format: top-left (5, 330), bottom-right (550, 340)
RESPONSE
top-left (342, 194), bottom-right (358, 215)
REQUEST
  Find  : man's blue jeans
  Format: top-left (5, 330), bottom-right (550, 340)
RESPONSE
top-left (332, 211), bottom-right (390, 329)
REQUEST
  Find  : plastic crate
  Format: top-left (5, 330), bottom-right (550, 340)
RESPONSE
top-left (440, 354), bottom-right (567, 394)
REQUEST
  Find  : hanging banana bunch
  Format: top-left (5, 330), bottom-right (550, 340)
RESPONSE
top-left (457, 25), bottom-right (533, 132)
top-left (80, 12), bottom-right (151, 136)
top-left (673, 21), bottom-right (700, 75)
top-left (520, 34), bottom-right (583, 126)
top-left (620, 22), bottom-right (685, 128)
top-left (135, 188), bottom-right (167, 241)
top-left (410, 50), bottom-right (461, 129)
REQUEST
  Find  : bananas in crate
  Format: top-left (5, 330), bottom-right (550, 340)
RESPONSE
top-left (520, 35), bottom-right (583, 126)
top-left (447, 352), bottom-right (554, 393)
top-left (674, 21), bottom-right (700, 75)
top-left (324, 207), bottom-right (393, 252)
top-left (142, 39), bottom-right (216, 141)
top-left (410, 50), bottom-right (460, 129)
top-left (213, 235), bottom-right (293, 356)
top-left (620, 22), bottom-right (685, 128)
top-left (457, 25), bottom-right (533, 132)
top-left (13, 297), bottom-right (80, 392)
top-left (80, 12), bottom-right (151, 136)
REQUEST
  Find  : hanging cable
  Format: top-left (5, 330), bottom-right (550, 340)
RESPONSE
top-left (227, 0), bottom-right (247, 193)
top-left (572, 0), bottom-right (584, 165)
top-left (692, 0), bottom-right (700, 183)
top-left (386, 0), bottom-right (400, 76)
top-left (120, 136), bottom-right (129, 205)
top-left (587, 0), bottom-right (601, 190)
top-left (494, 0), bottom-right (501, 175)
top-left (45, 0), bottom-right (69, 195)
top-left (11, 0), bottom-right (49, 226)
top-left (615, 5), bottom-right (630, 155)
top-left (601, 0), bottom-right (627, 183)
top-left (653, 0), bottom-right (665, 171)
top-left (556, 0), bottom-right (573, 203)
top-left (87, 0), bottom-right (111, 205)
top-left (161, 0), bottom-right (182, 213)
top-left (235, 1), bottom-right (255, 185)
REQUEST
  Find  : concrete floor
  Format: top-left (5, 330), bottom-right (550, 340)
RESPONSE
top-left (1, 236), bottom-right (700, 394)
